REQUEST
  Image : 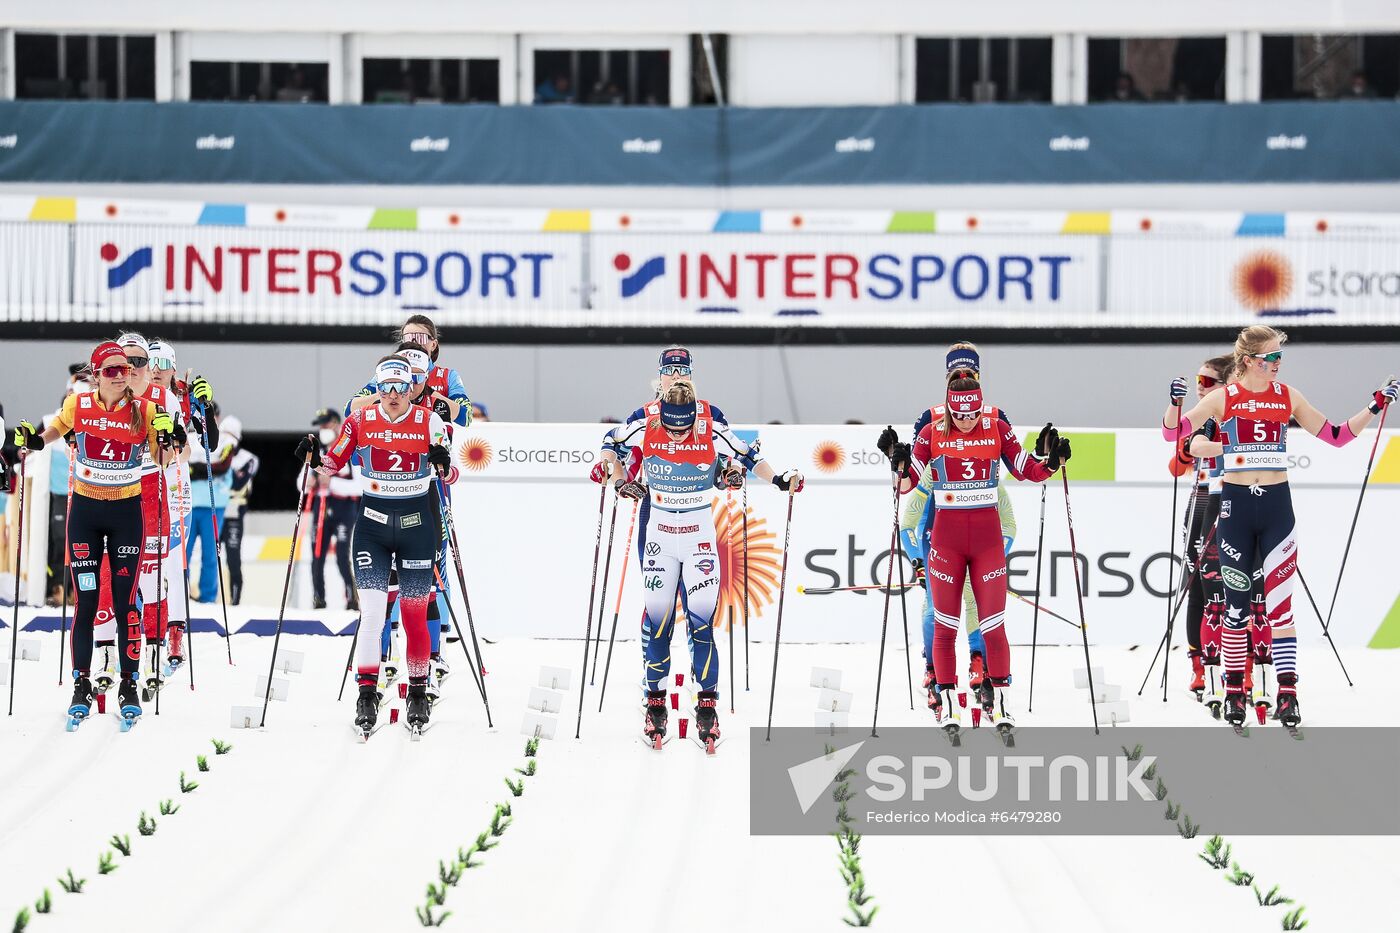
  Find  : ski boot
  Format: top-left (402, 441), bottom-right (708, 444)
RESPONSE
top-left (922, 665), bottom-right (938, 713)
top-left (405, 683), bottom-right (431, 739)
top-left (695, 690), bottom-right (721, 755)
top-left (1222, 673), bottom-right (1248, 735)
top-left (312, 596), bottom-right (327, 610)
top-left (643, 689), bottom-right (668, 750)
top-left (1272, 672), bottom-right (1302, 738)
top-left (354, 683), bottom-right (379, 740)
top-left (230, 582), bottom-right (243, 606)
top-left (142, 644), bottom-right (165, 702)
top-left (117, 676), bottom-right (142, 731)
top-left (432, 653), bottom-right (451, 685)
top-left (987, 677), bottom-right (1016, 746)
top-left (66, 676), bottom-right (95, 731)
top-left (934, 684), bottom-right (962, 745)
top-left (346, 590), bottom-right (359, 612)
top-left (1202, 662), bottom-right (1224, 719)
top-left (968, 651), bottom-right (986, 691)
top-left (161, 624), bottom-right (186, 678)
top-left (94, 643), bottom-right (117, 694)
top-left (1187, 650), bottom-right (1205, 701)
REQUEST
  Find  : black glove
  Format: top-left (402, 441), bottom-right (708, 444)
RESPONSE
top-left (433, 397), bottom-right (453, 421)
top-left (615, 480), bottom-right (647, 500)
top-left (772, 470), bottom-right (805, 493)
top-left (171, 420), bottom-right (188, 449)
top-left (428, 444), bottom-right (452, 473)
top-left (13, 420), bottom-right (44, 451)
top-left (1184, 417), bottom-right (1218, 459)
top-left (717, 461), bottom-right (745, 490)
top-left (1034, 423), bottom-right (1058, 459)
top-left (876, 425), bottom-right (900, 459)
top-left (909, 558), bottom-right (925, 585)
top-left (294, 433), bottom-right (322, 468)
top-left (1045, 437), bottom-right (1072, 472)
top-left (889, 442), bottom-right (912, 476)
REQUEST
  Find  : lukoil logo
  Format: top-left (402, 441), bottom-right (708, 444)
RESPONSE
top-left (610, 249), bottom-right (1073, 304)
top-left (101, 241), bottom-right (556, 300)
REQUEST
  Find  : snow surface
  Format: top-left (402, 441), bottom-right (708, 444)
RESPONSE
top-left (2, 626), bottom-right (1395, 933)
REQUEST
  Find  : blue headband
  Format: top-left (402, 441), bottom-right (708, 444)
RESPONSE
top-left (659, 348), bottom-right (692, 369)
top-left (659, 400), bottom-right (696, 430)
top-left (946, 347), bottom-right (980, 374)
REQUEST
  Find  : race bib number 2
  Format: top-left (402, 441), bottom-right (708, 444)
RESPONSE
top-left (368, 447), bottom-right (420, 474)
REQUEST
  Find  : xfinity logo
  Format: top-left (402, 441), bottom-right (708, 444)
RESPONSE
top-left (1049, 135), bottom-right (1090, 152)
top-left (834, 137), bottom-right (875, 153)
top-left (1266, 134), bottom-right (1307, 151)
top-left (410, 136), bottom-right (450, 153)
top-left (195, 134), bottom-right (235, 150)
top-left (622, 138), bottom-right (662, 154)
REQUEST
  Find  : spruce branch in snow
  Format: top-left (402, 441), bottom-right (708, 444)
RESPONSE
top-left (825, 744), bottom-right (836, 757)
top-left (832, 783), bottom-right (855, 803)
top-left (843, 902), bottom-right (878, 927)
top-left (457, 846), bottom-right (480, 870)
top-left (33, 890), bottom-right (51, 915)
top-left (1227, 863), bottom-right (1254, 887)
top-left (836, 802), bottom-right (851, 825)
top-left (425, 882), bottom-right (446, 907)
top-left (490, 807), bottom-right (511, 837)
top-left (514, 760), bottom-right (537, 777)
top-left (1121, 744), bottom-right (1143, 761)
top-left (415, 904), bottom-right (451, 927)
top-left (1141, 761), bottom-right (1158, 781)
top-left (97, 852), bottom-right (118, 875)
top-left (159, 800), bottom-right (179, 816)
top-left (1154, 778), bottom-right (1168, 801)
top-left (524, 737), bottom-right (539, 758)
top-left (196, 755), bottom-right (210, 773)
top-left (1199, 835), bottom-right (1231, 870)
top-left (12, 907), bottom-right (29, 933)
top-left (137, 812), bottom-right (157, 837)
top-left (1281, 906), bottom-right (1308, 930)
top-left (179, 773), bottom-right (199, 794)
top-left (504, 777), bottom-right (523, 797)
top-left (57, 869), bottom-right (85, 894)
top-left (1176, 816), bottom-right (1199, 839)
top-left (1164, 801), bottom-right (1181, 821)
top-left (438, 860), bottom-right (462, 886)
top-left (211, 739), bottom-right (233, 755)
top-left (110, 834), bottom-right (132, 857)
top-left (474, 831), bottom-right (497, 853)
top-left (1255, 885), bottom-right (1293, 907)
top-left (498, 801), bottom-right (512, 817)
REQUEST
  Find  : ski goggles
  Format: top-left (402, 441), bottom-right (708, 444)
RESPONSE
top-left (150, 356), bottom-right (176, 371)
top-left (99, 364), bottom-right (132, 379)
top-left (125, 355), bottom-right (149, 369)
top-left (659, 364), bottom-right (692, 377)
top-left (1250, 351), bottom-right (1284, 363)
top-left (1196, 373), bottom-right (1220, 389)
top-left (401, 331), bottom-right (434, 347)
top-left (376, 381), bottom-right (411, 396)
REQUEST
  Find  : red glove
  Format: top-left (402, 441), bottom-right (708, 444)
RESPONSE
top-left (589, 462), bottom-right (611, 484)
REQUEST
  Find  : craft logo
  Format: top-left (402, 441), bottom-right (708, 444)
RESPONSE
top-left (812, 441), bottom-right (846, 473)
top-left (458, 437), bottom-right (494, 471)
top-left (1231, 250), bottom-right (1293, 312)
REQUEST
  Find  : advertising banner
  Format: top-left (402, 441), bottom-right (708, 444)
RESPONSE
top-left (445, 423), bottom-right (1400, 649)
top-left (590, 233), bottom-right (1101, 325)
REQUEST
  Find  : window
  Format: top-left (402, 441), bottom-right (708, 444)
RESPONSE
top-left (1088, 37), bottom-right (1225, 102)
top-left (689, 34), bottom-right (728, 106)
top-left (362, 58), bottom-right (500, 104)
top-left (189, 62), bottom-right (329, 102)
top-left (1261, 34), bottom-right (1400, 100)
top-left (532, 49), bottom-right (670, 105)
top-left (15, 32), bottom-right (156, 100)
top-left (914, 38), bottom-right (1052, 103)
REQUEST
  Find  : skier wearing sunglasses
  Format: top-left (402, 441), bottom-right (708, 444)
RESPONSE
top-left (1168, 324), bottom-right (1398, 731)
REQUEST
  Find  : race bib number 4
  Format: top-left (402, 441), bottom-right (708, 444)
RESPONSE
top-left (83, 434), bottom-right (133, 463)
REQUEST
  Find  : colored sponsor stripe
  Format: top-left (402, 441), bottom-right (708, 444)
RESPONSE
top-left (368, 208), bottom-right (418, 230)
top-left (1236, 213), bottom-right (1286, 237)
top-left (1367, 592), bottom-right (1400, 649)
top-left (1060, 212), bottom-right (1110, 235)
top-left (542, 209), bottom-right (590, 232)
top-left (1370, 436), bottom-right (1400, 484)
top-left (29, 197), bottom-right (76, 222)
top-left (197, 203), bottom-right (247, 226)
top-left (712, 210), bottom-right (761, 232)
top-left (886, 211), bottom-right (936, 233)
top-left (1023, 430), bottom-right (1116, 481)
top-left (256, 536), bottom-right (306, 561)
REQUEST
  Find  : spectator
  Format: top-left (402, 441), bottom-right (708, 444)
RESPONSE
top-left (224, 420), bottom-right (258, 606)
top-left (1113, 72), bottom-right (1145, 102)
top-left (535, 74), bottom-right (573, 104)
top-left (302, 408), bottom-right (358, 611)
top-left (187, 404), bottom-right (236, 603)
top-left (1340, 69), bottom-right (1377, 99)
top-left (44, 371), bottom-right (89, 604)
top-left (277, 67), bottom-right (313, 103)
top-left (471, 401), bottom-right (491, 423)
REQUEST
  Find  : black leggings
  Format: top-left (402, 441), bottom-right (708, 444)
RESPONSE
top-left (67, 493), bottom-right (144, 677)
top-left (1182, 486), bottom-right (1221, 652)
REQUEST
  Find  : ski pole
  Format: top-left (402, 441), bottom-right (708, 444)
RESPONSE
top-left (336, 620), bottom-right (359, 702)
top-left (432, 564), bottom-right (488, 707)
top-left (176, 498), bottom-right (195, 691)
top-left (259, 455), bottom-right (313, 728)
top-left (1061, 466), bottom-right (1099, 734)
top-left (589, 488), bottom-right (620, 685)
top-left (596, 496), bottom-right (639, 713)
top-left (1161, 403), bottom-right (1185, 704)
top-left (8, 453), bottom-right (27, 715)
top-left (1137, 506), bottom-right (1210, 696)
top-left (870, 489), bottom-right (899, 738)
top-left (575, 482), bottom-right (609, 739)
top-left (797, 580), bottom-right (1082, 630)
top-left (1027, 484), bottom-right (1047, 712)
top-left (58, 444), bottom-right (74, 684)
top-left (764, 488), bottom-right (797, 742)
top-left (742, 480), bottom-right (750, 691)
top-left (435, 475), bottom-right (492, 727)
top-left (726, 491), bottom-right (735, 714)
top-left (314, 490), bottom-right (328, 560)
top-left (152, 446), bottom-right (166, 717)
top-left (1322, 394), bottom-right (1390, 639)
top-left (1295, 566), bottom-right (1353, 687)
top-left (195, 399), bottom-right (234, 664)
top-left (893, 484), bottom-right (913, 711)
top-left (1136, 575), bottom-right (1195, 696)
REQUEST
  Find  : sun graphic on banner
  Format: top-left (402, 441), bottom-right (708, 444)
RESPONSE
top-left (706, 495), bottom-right (783, 632)
top-left (812, 440), bottom-right (846, 473)
top-left (1232, 250), bottom-right (1294, 311)
top-left (458, 437), bottom-right (493, 471)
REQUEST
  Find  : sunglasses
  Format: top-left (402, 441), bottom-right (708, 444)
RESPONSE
top-left (151, 358), bottom-right (176, 372)
top-left (949, 369), bottom-right (980, 382)
top-left (100, 365), bottom-right (132, 379)
top-left (659, 365), bottom-right (692, 377)
top-left (126, 356), bottom-right (149, 369)
top-left (1196, 374), bottom-right (1219, 389)
top-left (951, 410), bottom-right (979, 422)
top-left (402, 332), bottom-right (433, 346)
top-left (377, 382), bottom-right (411, 396)
top-left (1251, 351), bottom-right (1284, 364)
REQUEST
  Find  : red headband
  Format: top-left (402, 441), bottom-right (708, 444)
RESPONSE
top-left (90, 341), bottom-right (126, 370)
top-left (948, 387), bottom-right (983, 415)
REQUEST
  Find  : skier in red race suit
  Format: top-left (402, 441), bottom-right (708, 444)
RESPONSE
top-left (900, 378), bottom-right (1069, 740)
